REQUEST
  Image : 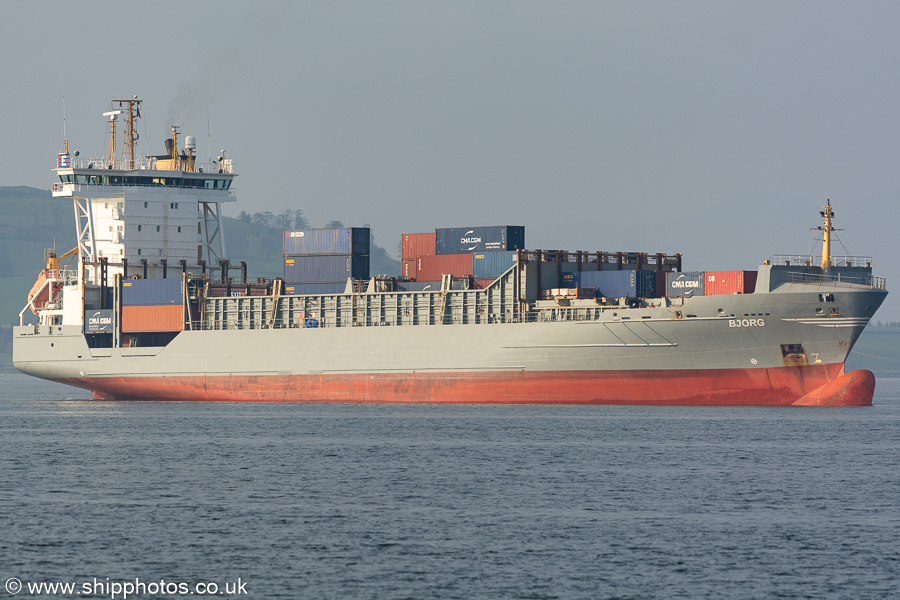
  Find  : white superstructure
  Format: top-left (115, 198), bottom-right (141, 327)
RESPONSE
top-left (50, 97), bottom-right (237, 285)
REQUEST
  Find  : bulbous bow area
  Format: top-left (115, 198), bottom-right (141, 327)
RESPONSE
top-left (793, 368), bottom-right (876, 406)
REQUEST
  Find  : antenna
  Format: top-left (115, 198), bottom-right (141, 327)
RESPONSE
top-left (207, 107), bottom-right (212, 163)
top-left (62, 96), bottom-right (68, 153)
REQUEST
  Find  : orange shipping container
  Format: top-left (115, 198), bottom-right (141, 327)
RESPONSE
top-left (416, 253), bottom-right (473, 281)
top-left (400, 232), bottom-right (436, 261)
top-left (704, 271), bottom-right (758, 295)
top-left (121, 304), bottom-right (184, 333)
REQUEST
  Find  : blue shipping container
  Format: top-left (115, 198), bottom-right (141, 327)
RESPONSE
top-left (283, 255), bottom-right (369, 283)
top-left (575, 271), bottom-right (657, 298)
top-left (283, 227), bottom-right (370, 256)
top-left (664, 271), bottom-right (705, 297)
top-left (473, 251), bottom-right (518, 279)
top-left (559, 271), bottom-right (578, 288)
top-left (435, 225), bottom-right (525, 254)
top-left (122, 278), bottom-right (183, 306)
top-left (283, 282), bottom-right (348, 295)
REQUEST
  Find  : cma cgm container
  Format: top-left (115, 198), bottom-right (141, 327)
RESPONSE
top-left (121, 278), bottom-right (183, 306)
top-left (400, 232), bottom-right (436, 261)
top-left (435, 226), bottom-right (525, 254)
top-left (284, 255), bottom-right (370, 283)
top-left (664, 271), bottom-right (705, 297)
top-left (283, 227), bottom-right (370, 256)
top-left (416, 253), bottom-right (473, 281)
top-left (577, 271), bottom-right (656, 299)
top-left (705, 271), bottom-right (758, 295)
top-left (473, 251), bottom-right (518, 279)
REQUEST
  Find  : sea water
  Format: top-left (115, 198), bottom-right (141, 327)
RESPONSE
top-left (1, 374), bottom-right (898, 599)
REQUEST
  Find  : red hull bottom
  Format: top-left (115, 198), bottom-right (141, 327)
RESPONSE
top-left (56, 363), bottom-right (875, 406)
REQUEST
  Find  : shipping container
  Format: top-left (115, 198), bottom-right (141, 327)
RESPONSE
top-left (576, 270), bottom-right (656, 299)
top-left (655, 271), bottom-right (668, 298)
top-left (704, 271), bottom-right (758, 295)
top-left (400, 232), bottom-right (436, 261)
top-left (283, 227), bottom-right (370, 256)
top-left (415, 253), bottom-right (473, 281)
top-left (473, 251), bottom-right (518, 279)
top-left (121, 304), bottom-right (183, 333)
top-left (559, 271), bottom-right (577, 288)
top-left (121, 278), bottom-right (183, 306)
top-left (283, 282), bottom-right (348, 295)
top-left (400, 258), bottom-right (417, 280)
top-left (284, 255), bottom-right (369, 283)
top-left (85, 309), bottom-right (114, 333)
top-left (664, 271), bottom-right (705, 297)
top-left (434, 225), bottom-right (525, 254)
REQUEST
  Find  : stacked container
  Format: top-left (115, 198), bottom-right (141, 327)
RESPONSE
top-left (663, 271), bottom-right (705, 297)
top-left (577, 271), bottom-right (657, 299)
top-left (121, 278), bottom-right (184, 332)
top-left (704, 271), bottom-right (758, 295)
top-left (473, 251), bottom-right (518, 279)
top-left (435, 225), bottom-right (525, 254)
top-left (401, 233), bottom-right (436, 261)
top-left (415, 254), bottom-right (474, 281)
top-left (284, 227), bottom-right (370, 256)
top-left (400, 226), bottom-right (525, 282)
top-left (283, 227), bottom-right (370, 287)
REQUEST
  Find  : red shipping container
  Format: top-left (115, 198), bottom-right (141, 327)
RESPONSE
top-left (121, 304), bottom-right (184, 333)
top-left (473, 278), bottom-right (496, 289)
top-left (416, 253), bottom-right (473, 281)
top-left (704, 270), bottom-right (758, 295)
top-left (400, 258), bottom-right (418, 280)
top-left (401, 232), bottom-right (436, 261)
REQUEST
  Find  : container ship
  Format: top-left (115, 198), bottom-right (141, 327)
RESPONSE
top-left (13, 99), bottom-right (888, 405)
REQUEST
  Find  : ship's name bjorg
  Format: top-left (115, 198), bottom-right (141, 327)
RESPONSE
top-left (729, 318), bottom-right (764, 328)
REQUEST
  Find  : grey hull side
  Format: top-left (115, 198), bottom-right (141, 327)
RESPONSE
top-left (14, 288), bottom-right (885, 382)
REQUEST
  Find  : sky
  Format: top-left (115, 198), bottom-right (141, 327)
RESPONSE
top-left (2, 1), bottom-right (898, 319)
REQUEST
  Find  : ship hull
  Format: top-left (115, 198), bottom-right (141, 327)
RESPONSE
top-left (47, 364), bottom-right (873, 406)
top-left (14, 286), bottom-right (886, 407)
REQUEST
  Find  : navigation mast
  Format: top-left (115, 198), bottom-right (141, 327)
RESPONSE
top-left (818, 200), bottom-right (835, 270)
